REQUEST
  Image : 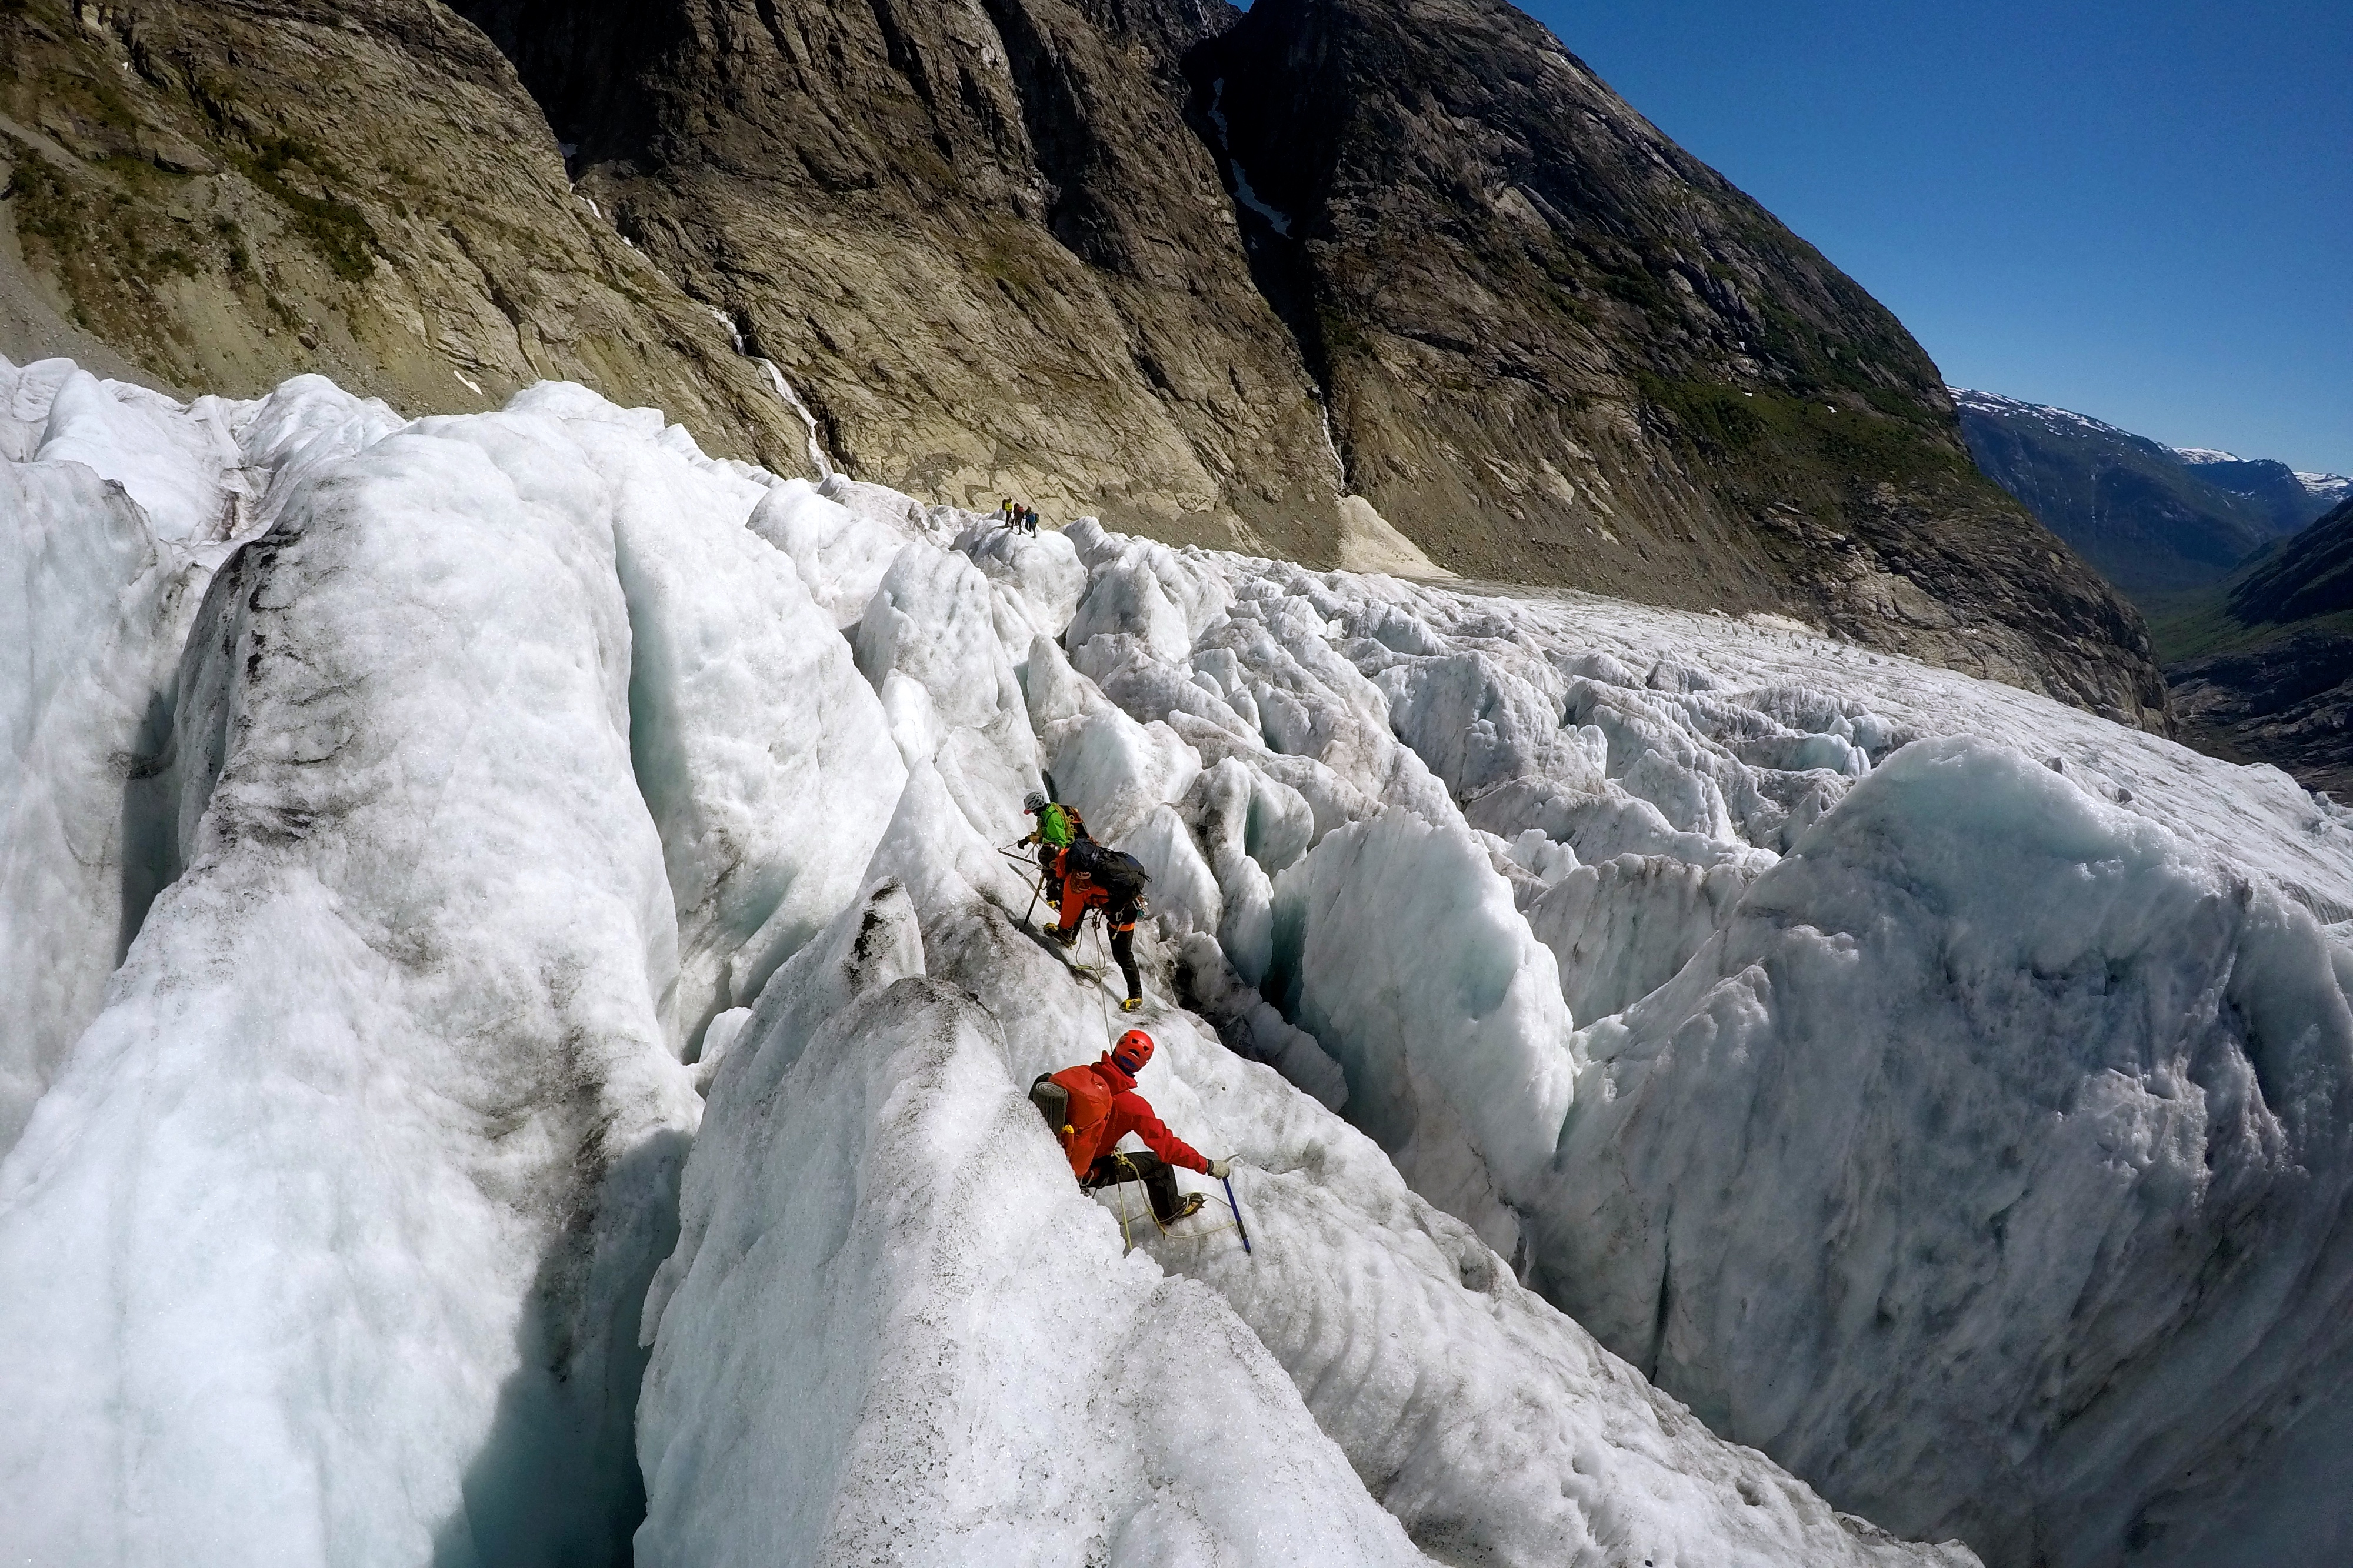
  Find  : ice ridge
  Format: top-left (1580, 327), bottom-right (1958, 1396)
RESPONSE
top-left (9, 356), bottom-right (2353, 1565)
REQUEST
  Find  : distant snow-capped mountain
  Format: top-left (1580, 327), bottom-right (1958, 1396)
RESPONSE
top-left (1950, 388), bottom-right (2309, 602)
top-left (1949, 388), bottom-right (2117, 431)
top-left (2165, 446), bottom-right (2352, 505)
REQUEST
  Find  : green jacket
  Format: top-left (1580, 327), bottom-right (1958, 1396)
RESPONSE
top-left (1036, 802), bottom-right (1081, 848)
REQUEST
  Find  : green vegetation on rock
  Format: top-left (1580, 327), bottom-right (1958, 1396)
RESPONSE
top-left (0, 0), bottom-right (807, 464)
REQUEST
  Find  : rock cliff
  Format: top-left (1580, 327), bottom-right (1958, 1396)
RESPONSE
top-left (1, 0), bottom-right (2169, 724)
top-left (1193, 0), bottom-right (2162, 723)
top-left (451, 0), bottom-right (1358, 557)
top-left (0, 0), bottom-right (808, 464)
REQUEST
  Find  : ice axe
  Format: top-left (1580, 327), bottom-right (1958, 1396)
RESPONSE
top-left (1015, 857), bottom-right (1045, 928)
top-left (994, 841), bottom-right (1045, 928)
top-left (1223, 1173), bottom-right (1252, 1256)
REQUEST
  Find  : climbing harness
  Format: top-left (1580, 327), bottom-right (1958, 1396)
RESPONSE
top-left (996, 847), bottom-right (1103, 976)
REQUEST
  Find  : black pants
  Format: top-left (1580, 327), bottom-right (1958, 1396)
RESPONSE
top-left (1106, 918), bottom-right (1139, 1003)
top-left (1082, 1150), bottom-right (1183, 1223)
top-left (1046, 874), bottom-right (1141, 1005)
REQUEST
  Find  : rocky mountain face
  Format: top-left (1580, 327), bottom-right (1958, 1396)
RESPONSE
top-left (2165, 496), bottom-right (2353, 796)
top-left (0, 0), bottom-right (2168, 726)
top-left (1190, 0), bottom-right (2160, 726)
top-left (448, 0), bottom-right (1360, 561)
top-left (1953, 389), bottom-right (2303, 602)
top-left (451, 0), bottom-right (2163, 724)
top-left (0, 0), bottom-right (808, 465)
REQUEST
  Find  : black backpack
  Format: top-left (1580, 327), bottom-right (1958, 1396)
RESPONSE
top-left (1070, 840), bottom-right (1149, 899)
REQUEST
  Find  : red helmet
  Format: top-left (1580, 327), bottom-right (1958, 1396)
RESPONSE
top-left (1111, 1030), bottom-right (1154, 1075)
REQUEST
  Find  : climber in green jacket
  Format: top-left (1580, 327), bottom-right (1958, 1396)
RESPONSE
top-left (1024, 790), bottom-right (1086, 850)
top-left (1023, 790), bottom-right (1089, 912)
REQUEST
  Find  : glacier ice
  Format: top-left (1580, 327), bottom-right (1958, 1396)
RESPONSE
top-left (1524, 849), bottom-right (1752, 1020)
top-left (10, 355), bottom-right (2353, 1566)
top-left (852, 536), bottom-right (1045, 840)
top-left (584, 392), bottom-right (905, 1046)
top-left (1128, 1015), bottom-right (1976, 1568)
top-left (0, 362), bottom-right (400, 1151)
top-left (1029, 543), bottom-right (2353, 1566)
top-left (0, 402), bottom-right (709, 1563)
top-left (640, 741), bottom-right (1975, 1566)
top-left (0, 457), bottom-right (188, 1150)
top-left (1267, 806), bottom-right (1578, 1260)
top-left (1548, 737), bottom-right (2353, 1564)
top-left (634, 882), bottom-right (1428, 1568)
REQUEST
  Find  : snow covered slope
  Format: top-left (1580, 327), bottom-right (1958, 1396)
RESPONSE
top-left (7, 357), bottom-right (2352, 1566)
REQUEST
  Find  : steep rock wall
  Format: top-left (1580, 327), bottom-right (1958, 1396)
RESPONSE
top-left (0, 0), bottom-right (808, 464)
top-left (1195, 0), bottom-right (2165, 724)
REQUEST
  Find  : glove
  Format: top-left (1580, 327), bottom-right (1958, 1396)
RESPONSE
top-left (1207, 1157), bottom-right (1232, 1180)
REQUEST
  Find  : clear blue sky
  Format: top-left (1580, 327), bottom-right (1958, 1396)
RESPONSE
top-left (1514, 0), bottom-right (2353, 475)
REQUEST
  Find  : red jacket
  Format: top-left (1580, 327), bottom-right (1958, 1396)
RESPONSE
top-left (1049, 1055), bottom-right (1208, 1177)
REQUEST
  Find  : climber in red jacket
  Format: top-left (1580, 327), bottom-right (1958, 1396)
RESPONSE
top-left (1041, 1029), bottom-right (1232, 1224)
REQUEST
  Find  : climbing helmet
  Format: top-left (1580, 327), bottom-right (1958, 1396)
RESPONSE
top-left (1111, 1030), bottom-right (1154, 1075)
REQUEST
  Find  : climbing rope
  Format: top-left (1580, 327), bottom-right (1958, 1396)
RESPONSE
top-left (1094, 1153), bottom-right (1244, 1255)
top-left (1091, 916), bottom-right (1117, 1047)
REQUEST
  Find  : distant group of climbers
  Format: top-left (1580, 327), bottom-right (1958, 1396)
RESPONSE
top-left (1019, 789), bottom-right (1235, 1228)
top-left (996, 498), bottom-right (1041, 534)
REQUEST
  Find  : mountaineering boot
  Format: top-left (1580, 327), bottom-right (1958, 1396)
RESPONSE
top-left (1045, 924), bottom-right (1077, 948)
top-left (1168, 1193), bottom-right (1207, 1222)
top-left (1121, 996), bottom-right (1142, 1012)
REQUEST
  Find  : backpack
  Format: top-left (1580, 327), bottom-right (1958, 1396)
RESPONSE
top-left (1031, 1068), bottom-right (1114, 1162)
top-left (1069, 840), bottom-right (1149, 900)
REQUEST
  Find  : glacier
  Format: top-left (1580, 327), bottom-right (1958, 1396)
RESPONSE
top-left (5, 355), bottom-right (2352, 1567)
